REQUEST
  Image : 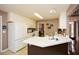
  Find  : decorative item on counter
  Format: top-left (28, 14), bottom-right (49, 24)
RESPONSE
top-left (58, 28), bottom-right (62, 34)
top-left (57, 28), bottom-right (66, 36)
top-left (62, 29), bottom-right (66, 37)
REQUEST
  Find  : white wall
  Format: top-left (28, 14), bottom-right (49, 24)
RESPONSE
top-left (0, 16), bottom-right (2, 51)
top-left (59, 11), bottom-right (67, 29)
top-left (8, 12), bottom-right (36, 39)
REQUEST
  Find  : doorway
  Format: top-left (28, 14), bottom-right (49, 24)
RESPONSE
top-left (39, 23), bottom-right (44, 37)
top-left (69, 20), bottom-right (79, 54)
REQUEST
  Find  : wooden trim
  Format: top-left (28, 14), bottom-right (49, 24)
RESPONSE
top-left (70, 16), bottom-right (79, 21)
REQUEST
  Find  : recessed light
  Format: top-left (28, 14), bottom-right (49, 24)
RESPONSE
top-left (34, 12), bottom-right (43, 19)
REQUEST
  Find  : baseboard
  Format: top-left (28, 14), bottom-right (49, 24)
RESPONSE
top-left (1, 48), bottom-right (8, 52)
top-left (16, 46), bottom-right (26, 52)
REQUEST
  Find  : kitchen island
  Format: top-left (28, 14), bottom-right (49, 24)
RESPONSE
top-left (24, 36), bottom-right (72, 55)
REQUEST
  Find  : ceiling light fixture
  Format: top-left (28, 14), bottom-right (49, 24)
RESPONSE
top-left (53, 8), bottom-right (56, 13)
top-left (50, 10), bottom-right (53, 13)
top-left (34, 13), bottom-right (43, 19)
top-left (50, 8), bottom-right (56, 13)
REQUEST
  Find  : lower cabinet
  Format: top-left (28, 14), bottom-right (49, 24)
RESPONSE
top-left (8, 23), bottom-right (26, 52)
top-left (28, 43), bottom-right (68, 55)
top-left (8, 39), bottom-right (25, 52)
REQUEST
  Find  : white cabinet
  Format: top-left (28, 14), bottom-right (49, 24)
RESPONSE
top-left (8, 23), bottom-right (25, 52)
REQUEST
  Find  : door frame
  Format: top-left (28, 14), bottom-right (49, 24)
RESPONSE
top-left (0, 16), bottom-right (2, 52)
top-left (69, 22), bottom-right (74, 37)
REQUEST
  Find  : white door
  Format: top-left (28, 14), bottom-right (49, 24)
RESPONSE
top-left (0, 16), bottom-right (2, 52)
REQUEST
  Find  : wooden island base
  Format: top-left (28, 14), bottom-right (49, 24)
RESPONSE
top-left (28, 43), bottom-right (68, 55)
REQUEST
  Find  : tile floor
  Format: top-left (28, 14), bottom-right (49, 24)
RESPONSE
top-left (0, 47), bottom-right (28, 55)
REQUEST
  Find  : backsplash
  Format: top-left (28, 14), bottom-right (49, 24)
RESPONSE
top-left (37, 19), bottom-right (59, 36)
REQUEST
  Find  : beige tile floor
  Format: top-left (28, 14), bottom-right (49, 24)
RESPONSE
top-left (0, 47), bottom-right (28, 55)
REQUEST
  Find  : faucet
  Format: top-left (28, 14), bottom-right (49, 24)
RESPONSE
top-left (51, 33), bottom-right (59, 41)
top-left (50, 34), bottom-right (55, 40)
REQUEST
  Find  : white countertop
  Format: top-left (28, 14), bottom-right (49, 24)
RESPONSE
top-left (23, 36), bottom-right (72, 48)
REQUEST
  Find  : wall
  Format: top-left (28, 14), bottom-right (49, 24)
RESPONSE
top-left (0, 10), bottom-right (8, 50)
top-left (37, 19), bottom-right (59, 36)
top-left (8, 12), bottom-right (36, 39)
top-left (59, 11), bottom-right (67, 29)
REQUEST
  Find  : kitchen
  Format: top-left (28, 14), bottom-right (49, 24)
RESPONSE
top-left (0, 4), bottom-right (79, 55)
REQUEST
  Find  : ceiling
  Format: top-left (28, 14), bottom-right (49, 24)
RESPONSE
top-left (0, 4), bottom-right (70, 20)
